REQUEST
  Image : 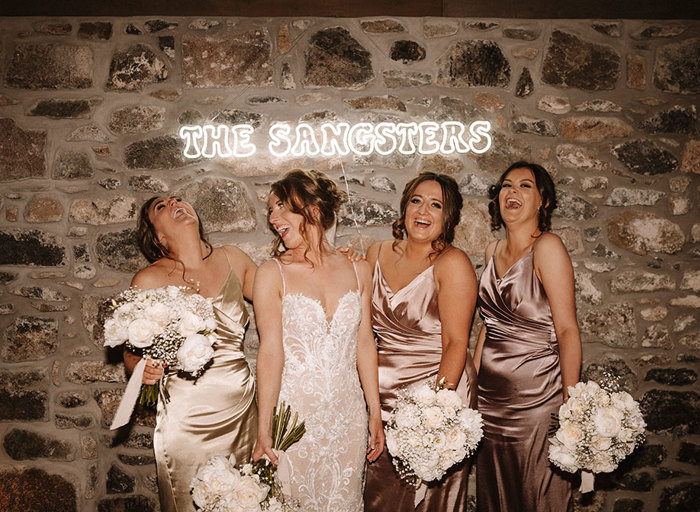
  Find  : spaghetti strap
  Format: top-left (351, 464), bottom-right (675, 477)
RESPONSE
top-left (351, 261), bottom-right (360, 292)
top-left (221, 247), bottom-right (233, 271)
top-left (273, 258), bottom-right (286, 295)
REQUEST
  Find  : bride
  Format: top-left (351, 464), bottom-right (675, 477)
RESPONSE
top-left (252, 169), bottom-right (384, 511)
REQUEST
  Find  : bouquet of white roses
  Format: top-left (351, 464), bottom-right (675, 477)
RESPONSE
top-left (192, 402), bottom-right (304, 512)
top-left (104, 286), bottom-right (217, 428)
top-left (548, 380), bottom-right (646, 492)
top-left (384, 379), bottom-right (483, 503)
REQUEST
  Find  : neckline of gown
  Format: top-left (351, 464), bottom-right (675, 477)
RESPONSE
top-left (376, 258), bottom-right (434, 298)
top-left (283, 289), bottom-right (360, 327)
top-left (490, 248), bottom-right (534, 284)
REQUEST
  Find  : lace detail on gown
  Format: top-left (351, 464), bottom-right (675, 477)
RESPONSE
top-left (276, 262), bottom-right (368, 512)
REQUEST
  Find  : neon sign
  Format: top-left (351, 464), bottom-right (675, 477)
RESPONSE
top-left (179, 121), bottom-right (492, 159)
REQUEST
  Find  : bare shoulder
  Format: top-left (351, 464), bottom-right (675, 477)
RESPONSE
top-left (534, 232), bottom-right (568, 258)
top-left (221, 245), bottom-right (254, 265)
top-left (130, 264), bottom-right (166, 289)
top-left (435, 246), bottom-right (474, 274)
top-left (366, 240), bottom-right (386, 268)
top-left (353, 258), bottom-right (372, 283)
top-left (256, 259), bottom-right (281, 280)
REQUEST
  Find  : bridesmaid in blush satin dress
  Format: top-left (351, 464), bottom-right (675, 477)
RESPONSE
top-left (125, 196), bottom-right (258, 512)
top-left (364, 172), bottom-right (478, 512)
top-left (473, 162), bottom-right (581, 512)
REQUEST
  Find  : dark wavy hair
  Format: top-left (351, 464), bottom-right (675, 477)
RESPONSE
top-left (136, 196), bottom-right (212, 264)
top-left (269, 169), bottom-right (346, 261)
top-left (488, 161), bottom-right (557, 232)
top-left (392, 172), bottom-right (463, 255)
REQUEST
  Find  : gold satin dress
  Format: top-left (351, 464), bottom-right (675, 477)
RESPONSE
top-left (364, 246), bottom-right (478, 512)
top-left (154, 266), bottom-right (257, 512)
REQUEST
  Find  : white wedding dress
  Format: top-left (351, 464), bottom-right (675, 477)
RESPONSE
top-left (274, 259), bottom-right (368, 511)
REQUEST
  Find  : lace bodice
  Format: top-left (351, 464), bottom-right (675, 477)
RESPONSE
top-left (275, 259), bottom-right (368, 511)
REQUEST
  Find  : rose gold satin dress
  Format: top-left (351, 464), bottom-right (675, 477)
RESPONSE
top-left (476, 250), bottom-right (573, 512)
top-left (154, 264), bottom-right (257, 512)
top-left (364, 249), bottom-right (478, 512)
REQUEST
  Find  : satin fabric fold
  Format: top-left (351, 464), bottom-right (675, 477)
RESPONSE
top-left (155, 269), bottom-right (257, 512)
top-left (364, 255), bottom-right (477, 512)
top-left (476, 250), bottom-right (573, 512)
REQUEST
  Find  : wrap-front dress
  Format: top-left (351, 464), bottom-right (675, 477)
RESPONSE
top-left (154, 264), bottom-right (257, 512)
top-left (364, 248), bottom-right (478, 512)
top-left (476, 249), bottom-right (573, 512)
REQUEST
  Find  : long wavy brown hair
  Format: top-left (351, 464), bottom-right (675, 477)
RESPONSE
top-left (391, 172), bottom-right (463, 255)
top-left (268, 170), bottom-right (346, 263)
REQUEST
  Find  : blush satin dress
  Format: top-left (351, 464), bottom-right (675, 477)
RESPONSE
top-left (154, 255), bottom-right (257, 512)
top-left (364, 244), bottom-right (478, 512)
top-left (476, 248), bottom-right (573, 512)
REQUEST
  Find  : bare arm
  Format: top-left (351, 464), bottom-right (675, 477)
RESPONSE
top-left (354, 260), bottom-right (384, 462)
top-left (434, 249), bottom-right (478, 389)
top-left (251, 261), bottom-right (285, 463)
top-left (534, 234), bottom-right (582, 400)
top-left (123, 268), bottom-right (165, 384)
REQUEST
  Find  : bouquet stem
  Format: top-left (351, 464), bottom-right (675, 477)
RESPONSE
top-left (138, 381), bottom-right (169, 407)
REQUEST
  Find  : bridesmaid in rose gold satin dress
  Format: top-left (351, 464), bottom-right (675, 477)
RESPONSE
top-left (474, 162), bottom-right (581, 512)
top-left (364, 172), bottom-right (478, 512)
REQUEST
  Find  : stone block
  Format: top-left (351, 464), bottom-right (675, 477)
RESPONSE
top-left (511, 115), bottom-right (557, 136)
top-left (55, 412), bottom-right (95, 429)
top-left (607, 211), bottom-right (685, 255)
top-left (640, 389), bottom-right (699, 433)
top-left (645, 368), bottom-right (697, 386)
top-left (555, 191), bottom-right (597, 220)
top-left (183, 31), bottom-right (272, 88)
top-left (677, 442), bottom-right (700, 465)
top-left (108, 105), bottom-right (165, 134)
top-left (382, 70), bottom-right (432, 88)
top-left (3, 428), bottom-right (75, 460)
top-left (27, 98), bottom-right (100, 119)
top-left (680, 270), bottom-right (700, 291)
top-left (128, 175), bottom-right (169, 193)
top-left (106, 44), bottom-right (168, 90)
top-left (560, 117), bottom-right (633, 142)
top-left (542, 30), bottom-right (620, 90)
top-left (580, 303), bottom-right (636, 347)
top-left (69, 197), bottom-right (137, 225)
top-left (390, 40), bottom-right (426, 63)
top-left (176, 178), bottom-right (256, 233)
top-left (123, 135), bottom-right (189, 170)
top-left (33, 21), bottom-right (72, 35)
top-left (52, 150), bottom-right (94, 179)
top-left (503, 26), bottom-right (540, 41)
top-left (345, 95), bottom-right (406, 112)
top-left (304, 28), bottom-right (372, 89)
top-left (4, 316), bottom-right (58, 361)
top-left (66, 361), bottom-right (126, 384)
top-left (680, 139), bottom-right (699, 174)
top-left (626, 54), bottom-right (646, 90)
top-left (98, 496), bottom-right (155, 512)
top-left (437, 40), bottom-right (510, 88)
top-left (658, 482), bottom-right (700, 511)
top-left (654, 38), bottom-right (700, 94)
top-left (24, 196), bottom-right (63, 222)
top-left (606, 188), bottom-right (665, 207)
top-left (641, 105), bottom-right (696, 134)
top-left (360, 19), bottom-right (405, 33)
top-left (610, 270), bottom-right (675, 293)
top-left (0, 369), bottom-right (48, 420)
top-left (453, 202), bottom-right (497, 257)
top-left (118, 454), bottom-right (156, 465)
top-left (339, 192), bottom-right (397, 227)
top-left (78, 22), bottom-right (113, 40)
top-left (0, 468), bottom-right (77, 511)
top-left (106, 464), bottom-right (134, 494)
top-left (0, 118), bottom-right (47, 181)
top-left (423, 19), bottom-right (458, 38)
top-left (57, 390), bottom-right (90, 408)
top-left (6, 43), bottom-right (92, 89)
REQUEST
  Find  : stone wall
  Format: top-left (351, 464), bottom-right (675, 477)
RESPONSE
top-left (0, 15), bottom-right (697, 512)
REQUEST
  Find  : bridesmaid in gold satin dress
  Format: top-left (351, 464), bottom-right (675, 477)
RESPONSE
top-left (364, 172), bottom-right (479, 512)
top-left (124, 196), bottom-right (258, 512)
top-left (473, 162), bottom-right (581, 511)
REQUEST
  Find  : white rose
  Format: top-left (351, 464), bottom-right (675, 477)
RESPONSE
top-left (177, 334), bottom-right (214, 373)
top-left (127, 318), bottom-right (159, 347)
top-left (594, 407), bottom-right (624, 438)
top-left (445, 427), bottom-right (467, 451)
top-left (144, 302), bottom-right (171, 327)
top-left (555, 421), bottom-right (583, 450)
top-left (423, 406), bottom-right (445, 429)
top-left (266, 497), bottom-right (283, 512)
top-left (565, 398), bottom-right (586, 419)
top-left (591, 452), bottom-right (616, 473)
top-left (591, 435), bottom-right (612, 452)
top-left (414, 384), bottom-right (436, 405)
top-left (395, 408), bottom-right (420, 430)
top-left (204, 317), bottom-right (218, 331)
top-left (548, 441), bottom-right (578, 473)
top-left (230, 475), bottom-right (266, 510)
top-left (436, 389), bottom-right (462, 409)
top-left (178, 310), bottom-right (206, 336)
top-left (193, 456), bottom-right (241, 498)
top-left (103, 318), bottom-right (127, 347)
top-left (458, 408), bottom-right (483, 431)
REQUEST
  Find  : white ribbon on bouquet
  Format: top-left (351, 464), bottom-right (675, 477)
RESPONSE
top-left (110, 358), bottom-right (147, 430)
top-left (580, 470), bottom-right (595, 493)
